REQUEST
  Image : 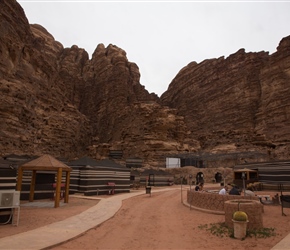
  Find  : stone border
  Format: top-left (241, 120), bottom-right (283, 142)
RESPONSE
top-left (187, 190), bottom-right (259, 213)
top-left (224, 199), bottom-right (263, 229)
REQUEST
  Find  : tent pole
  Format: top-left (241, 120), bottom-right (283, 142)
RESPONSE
top-left (64, 171), bottom-right (70, 203)
top-left (55, 168), bottom-right (62, 208)
top-left (16, 167), bottom-right (23, 191)
top-left (29, 170), bottom-right (36, 202)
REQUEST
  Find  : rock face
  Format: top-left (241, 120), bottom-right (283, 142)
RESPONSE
top-left (0, 0), bottom-right (290, 167)
top-left (161, 38), bottom-right (290, 160)
top-left (0, 0), bottom-right (194, 167)
top-left (0, 1), bottom-right (92, 159)
top-left (255, 37), bottom-right (290, 159)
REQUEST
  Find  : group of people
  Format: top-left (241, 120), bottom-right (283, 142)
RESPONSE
top-left (218, 185), bottom-right (240, 195)
top-left (194, 182), bottom-right (256, 197)
top-left (218, 184), bottom-right (256, 196)
top-left (194, 182), bottom-right (241, 194)
top-left (219, 184), bottom-right (241, 195)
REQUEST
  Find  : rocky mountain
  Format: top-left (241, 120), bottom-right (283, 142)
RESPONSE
top-left (0, 0), bottom-right (196, 167)
top-left (161, 38), bottom-right (290, 161)
top-left (0, 0), bottom-right (289, 168)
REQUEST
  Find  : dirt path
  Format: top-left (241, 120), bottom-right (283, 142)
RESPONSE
top-left (51, 189), bottom-right (290, 250)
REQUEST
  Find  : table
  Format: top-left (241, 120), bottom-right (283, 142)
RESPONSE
top-left (257, 195), bottom-right (271, 201)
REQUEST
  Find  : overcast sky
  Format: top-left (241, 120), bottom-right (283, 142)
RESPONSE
top-left (18, 1), bottom-right (290, 96)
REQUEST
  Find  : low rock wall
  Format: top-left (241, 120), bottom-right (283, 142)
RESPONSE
top-left (187, 190), bottom-right (260, 213)
top-left (224, 200), bottom-right (263, 229)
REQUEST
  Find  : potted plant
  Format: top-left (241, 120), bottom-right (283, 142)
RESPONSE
top-left (232, 203), bottom-right (249, 239)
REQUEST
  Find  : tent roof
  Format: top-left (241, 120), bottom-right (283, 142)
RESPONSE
top-left (130, 169), bottom-right (141, 175)
top-left (68, 156), bottom-right (99, 166)
top-left (142, 169), bottom-right (172, 175)
top-left (95, 159), bottom-right (126, 168)
top-left (19, 154), bottom-right (71, 172)
top-left (234, 168), bottom-right (258, 173)
top-left (68, 157), bottom-right (127, 169)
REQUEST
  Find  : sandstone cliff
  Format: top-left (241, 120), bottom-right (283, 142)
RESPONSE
top-left (0, 0), bottom-right (195, 167)
top-left (161, 38), bottom-right (290, 160)
top-left (1, 0), bottom-right (290, 168)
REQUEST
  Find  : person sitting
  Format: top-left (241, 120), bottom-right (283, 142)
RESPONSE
top-left (195, 182), bottom-right (204, 191)
top-left (244, 189), bottom-right (255, 197)
top-left (219, 185), bottom-right (228, 195)
top-left (229, 185), bottom-right (241, 195)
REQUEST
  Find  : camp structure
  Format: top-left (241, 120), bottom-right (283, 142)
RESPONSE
top-left (233, 168), bottom-right (258, 187)
top-left (0, 154), bottom-right (36, 191)
top-left (126, 157), bottom-right (143, 168)
top-left (130, 169), bottom-right (142, 189)
top-left (234, 160), bottom-right (290, 190)
top-left (0, 158), bottom-right (18, 224)
top-left (67, 156), bottom-right (100, 194)
top-left (134, 169), bottom-right (174, 187)
top-left (0, 159), bottom-right (17, 191)
top-left (68, 157), bottom-right (130, 196)
top-left (16, 154), bottom-right (72, 208)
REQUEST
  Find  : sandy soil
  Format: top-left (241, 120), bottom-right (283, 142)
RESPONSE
top-left (1, 186), bottom-right (290, 250)
top-left (0, 197), bottom-right (99, 239)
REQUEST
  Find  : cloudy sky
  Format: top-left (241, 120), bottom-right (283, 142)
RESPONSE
top-left (18, 1), bottom-right (290, 96)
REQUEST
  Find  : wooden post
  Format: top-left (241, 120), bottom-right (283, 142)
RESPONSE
top-left (16, 167), bottom-right (23, 191)
top-left (64, 171), bottom-right (70, 203)
top-left (55, 168), bottom-right (63, 208)
top-left (29, 170), bottom-right (36, 202)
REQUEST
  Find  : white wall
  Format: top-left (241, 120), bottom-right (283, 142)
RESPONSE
top-left (166, 158), bottom-right (180, 168)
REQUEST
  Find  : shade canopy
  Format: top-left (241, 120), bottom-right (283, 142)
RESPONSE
top-left (16, 154), bottom-right (71, 208)
top-left (234, 168), bottom-right (258, 173)
top-left (95, 159), bottom-right (127, 168)
top-left (20, 154), bottom-right (71, 171)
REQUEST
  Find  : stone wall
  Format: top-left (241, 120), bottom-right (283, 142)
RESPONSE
top-left (224, 200), bottom-right (264, 229)
top-left (187, 190), bottom-right (259, 213)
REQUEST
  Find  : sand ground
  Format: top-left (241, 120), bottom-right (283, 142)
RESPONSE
top-left (1, 185), bottom-right (290, 250)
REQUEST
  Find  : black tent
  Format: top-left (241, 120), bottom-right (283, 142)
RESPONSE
top-left (68, 157), bottom-right (130, 195)
top-left (139, 169), bottom-right (174, 187)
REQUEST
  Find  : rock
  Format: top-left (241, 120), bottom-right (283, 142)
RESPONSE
top-left (0, 0), bottom-right (192, 167)
top-left (161, 40), bottom-right (290, 160)
top-left (0, 0), bottom-right (290, 167)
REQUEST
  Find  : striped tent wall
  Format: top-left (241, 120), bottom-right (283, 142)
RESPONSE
top-left (130, 170), bottom-right (141, 188)
top-left (80, 166), bottom-right (130, 195)
top-left (19, 171), bottom-right (55, 200)
top-left (139, 169), bottom-right (174, 187)
top-left (68, 157), bottom-right (131, 196)
top-left (0, 158), bottom-right (52, 201)
top-left (69, 168), bottom-right (80, 194)
top-left (68, 156), bottom-right (99, 194)
top-left (126, 158), bottom-right (143, 168)
top-left (258, 168), bottom-right (290, 183)
top-left (0, 166), bottom-right (17, 190)
top-left (0, 166), bottom-right (17, 224)
top-left (1, 155), bottom-right (70, 200)
top-left (234, 160), bottom-right (290, 190)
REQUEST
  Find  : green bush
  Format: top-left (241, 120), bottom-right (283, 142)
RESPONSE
top-left (198, 223), bottom-right (276, 238)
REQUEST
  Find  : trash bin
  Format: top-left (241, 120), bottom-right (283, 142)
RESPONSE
top-left (281, 195), bottom-right (290, 215)
top-left (145, 186), bottom-right (151, 195)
